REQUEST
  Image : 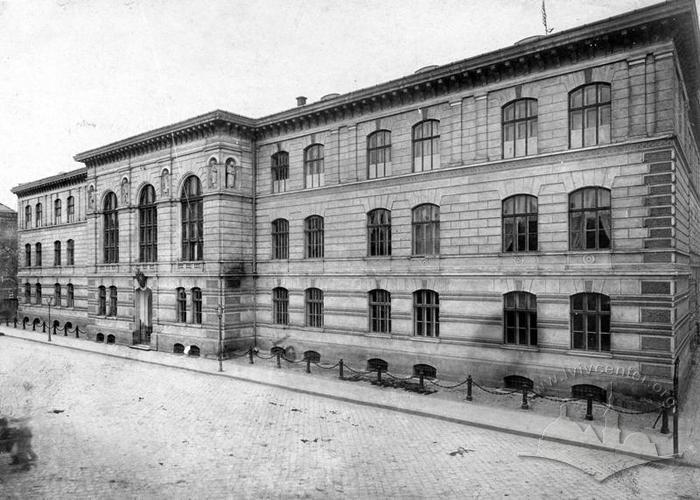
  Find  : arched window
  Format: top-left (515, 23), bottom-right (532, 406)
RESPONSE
top-left (569, 187), bottom-right (611, 250)
top-left (54, 283), bottom-right (62, 307)
top-left (35, 202), bottom-right (42, 227)
top-left (502, 99), bottom-right (537, 158)
top-left (571, 293), bottom-right (611, 352)
top-left (24, 244), bottom-right (31, 267)
top-left (181, 176), bottom-right (203, 261)
top-left (67, 196), bottom-right (75, 223)
top-left (369, 289), bottom-right (391, 333)
top-left (412, 120), bottom-right (440, 172)
top-left (108, 286), bottom-right (117, 316)
top-left (225, 158), bottom-right (236, 188)
top-left (304, 215), bottom-right (324, 259)
top-left (271, 219), bottom-right (289, 259)
top-left (367, 209), bottom-right (391, 257)
top-left (24, 205), bottom-right (31, 229)
top-left (54, 199), bottom-right (62, 224)
top-left (67, 283), bottom-right (74, 308)
top-left (305, 288), bottom-right (323, 327)
top-left (502, 195), bottom-right (538, 252)
top-left (304, 144), bottom-right (324, 188)
top-left (367, 130), bottom-right (391, 179)
top-left (54, 240), bottom-right (61, 266)
top-left (414, 289), bottom-right (439, 337)
top-left (412, 204), bottom-right (440, 255)
top-left (97, 286), bottom-right (106, 315)
top-left (103, 192), bottom-right (119, 263)
top-left (66, 239), bottom-right (74, 266)
top-left (273, 287), bottom-right (289, 325)
top-left (139, 185), bottom-right (157, 262)
top-left (35, 283), bottom-right (42, 304)
top-left (35, 243), bottom-right (42, 267)
top-left (176, 287), bottom-right (187, 322)
top-left (569, 83), bottom-right (611, 148)
top-left (271, 151), bottom-right (289, 193)
top-left (504, 291), bottom-right (537, 346)
top-left (191, 287), bottom-right (202, 324)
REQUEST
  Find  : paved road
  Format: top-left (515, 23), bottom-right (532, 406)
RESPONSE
top-left (0, 336), bottom-right (697, 499)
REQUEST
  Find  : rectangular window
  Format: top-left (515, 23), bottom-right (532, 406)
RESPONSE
top-left (54, 241), bottom-right (61, 266)
top-left (305, 288), bottom-right (323, 328)
top-left (273, 288), bottom-right (289, 325)
top-left (67, 284), bottom-right (74, 308)
top-left (176, 288), bottom-right (187, 322)
top-left (414, 290), bottom-right (439, 337)
top-left (272, 219), bottom-right (289, 259)
top-left (98, 286), bottom-right (106, 315)
top-left (67, 196), bottom-right (75, 223)
top-left (192, 288), bottom-right (202, 324)
top-left (369, 289), bottom-right (391, 333)
top-left (67, 240), bottom-right (74, 266)
top-left (108, 286), bottom-right (117, 317)
top-left (272, 152), bottom-right (289, 193)
top-left (304, 216), bottom-right (324, 259)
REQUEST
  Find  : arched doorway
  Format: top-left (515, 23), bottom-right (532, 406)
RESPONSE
top-left (133, 287), bottom-right (152, 345)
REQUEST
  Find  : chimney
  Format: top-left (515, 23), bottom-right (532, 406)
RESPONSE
top-left (296, 96), bottom-right (307, 107)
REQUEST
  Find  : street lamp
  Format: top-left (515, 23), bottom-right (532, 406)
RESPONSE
top-left (216, 303), bottom-right (224, 372)
top-left (44, 296), bottom-right (54, 342)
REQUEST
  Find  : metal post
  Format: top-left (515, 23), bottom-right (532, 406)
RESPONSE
top-left (276, 352), bottom-right (281, 368)
top-left (306, 357), bottom-right (311, 374)
top-left (216, 304), bottom-right (223, 373)
top-left (339, 359), bottom-right (344, 379)
top-left (673, 357), bottom-right (680, 455)
top-left (377, 367), bottom-right (382, 384)
top-left (75, 325), bottom-right (79, 338)
top-left (42, 321), bottom-right (45, 333)
top-left (419, 371), bottom-right (425, 390)
top-left (13, 317), bottom-right (17, 328)
top-left (45, 297), bottom-right (53, 342)
top-left (660, 405), bottom-right (670, 434)
top-left (248, 347), bottom-right (254, 364)
top-left (585, 394), bottom-right (593, 421)
top-left (466, 375), bottom-right (473, 401)
top-left (521, 387), bottom-right (529, 410)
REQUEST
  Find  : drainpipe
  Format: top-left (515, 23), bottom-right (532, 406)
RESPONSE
top-left (252, 137), bottom-right (258, 348)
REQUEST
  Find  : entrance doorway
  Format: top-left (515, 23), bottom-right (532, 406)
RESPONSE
top-left (133, 288), bottom-right (152, 345)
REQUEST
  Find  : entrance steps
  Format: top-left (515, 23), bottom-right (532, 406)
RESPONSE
top-left (129, 344), bottom-right (152, 351)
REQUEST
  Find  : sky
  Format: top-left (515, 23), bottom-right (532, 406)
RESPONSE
top-left (0, 0), bottom-right (684, 210)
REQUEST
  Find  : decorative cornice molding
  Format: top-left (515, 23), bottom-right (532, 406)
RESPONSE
top-left (11, 168), bottom-right (87, 198)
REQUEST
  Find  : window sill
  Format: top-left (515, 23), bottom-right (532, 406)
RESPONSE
top-left (501, 344), bottom-right (540, 352)
top-left (567, 349), bottom-right (613, 358)
top-left (410, 336), bottom-right (440, 342)
top-left (366, 332), bottom-right (392, 339)
top-left (409, 255), bottom-right (441, 260)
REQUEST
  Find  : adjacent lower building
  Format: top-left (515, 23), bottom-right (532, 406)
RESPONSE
top-left (0, 202), bottom-right (18, 319)
top-left (12, 0), bottom-right (700, 402)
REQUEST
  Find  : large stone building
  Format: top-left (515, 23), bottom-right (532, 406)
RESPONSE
top-left (12, 0), bottom-right (700, 400)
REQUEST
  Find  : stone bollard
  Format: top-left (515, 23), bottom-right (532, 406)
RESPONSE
top-left (585, 394), bottom-right (594, 421)
top-left (248, 347), bottom-right (254, 364)
top-left (42, 322), bottom-right (46, 333)
top-left (75, 326), bottom-right (80, 338)
top-left (276, 352), bottom-right (281, 368)
top-left (466, 375), bottom-right (473, 401)
top-left (338, 359), bottom-right (344, 379)
top-left (376, 367), bottom-right (382, 385)
top-left (14, 317), bottom-right (17, 328)
top-left (521, 387), bottom-right (529, 410)
top-left (660, 405), bottom-right (670, 434)
top-left (419, 371), bottom-right (425, 390)
top-left (306, 357), bottom-right (311, 374)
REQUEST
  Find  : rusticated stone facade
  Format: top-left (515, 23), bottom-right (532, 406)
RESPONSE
top-left (13, 0), bottom-right (700, 401)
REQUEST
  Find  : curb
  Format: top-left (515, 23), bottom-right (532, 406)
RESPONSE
top-left (0, 328), bottom-right (675, 463)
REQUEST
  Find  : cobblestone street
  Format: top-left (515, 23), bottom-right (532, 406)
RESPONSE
top-left (1, 336), bottom-right (699, 498)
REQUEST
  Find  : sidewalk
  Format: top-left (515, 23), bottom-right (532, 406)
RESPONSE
top-left (0, 324), bottom-right (681, 461)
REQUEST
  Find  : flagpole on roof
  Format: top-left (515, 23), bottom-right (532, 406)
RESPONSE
top-left (542, 0), bottom-right (554, 35)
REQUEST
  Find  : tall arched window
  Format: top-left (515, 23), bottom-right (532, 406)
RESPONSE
top-left (192, 287), bottom-right (202, 324)
top-left (24, 283), bottom-right (31, 304)
top-left (271, 219), bottom-right (289, 259)
top-left (273, 287), bottom-right (289, 325)
top-left (108, 286), bottom-right (117, 316)
top-left (139, 185), bottom-right (157, 262)
top-left (54, 240), bottom-right (61, 266)
top-left (67, 283), bottom-right (74, 308)
top-left (412, 204), bottom-right (440, 255)
top-left (304, 215), bottom-right (324, 258)
top-left (502, 99), bottom-right (537, 158)
top-left (414, 289), bottom-right (439, 337)
top-left (35, 283), bottom-right (42, 304)
top-left (271, 151), bottom-right (289, 193)
top-left (305, 288), bottom-right (324, 327)
top-left (412, 120), bottom-right (440, 172)
top-left (367, 209), bottom-right (391, 256)
top-left (367, 130), bottom-right (391, 179)
top-left (504, 292), bottom-right (537, 346)
top-left (569, 83), bottom-right (611, 148)
top-left (103, 192), bottom-right (119, 263)
top-left (67, 196), bottom-right (75, 223)
top-left (304, 144), bottom-right (324, 188)
top-left (66, 239), bottom-right (74, 266)
top-left (571, 293), bottom-right (611, 352)
top-left (569, 187), bottom-right (611, 250)
top-left (54, 199), bottom-right (62, 224)
top-left (35, 243), bottom-right (42, 267)
top-left (176, 287), bottom-right (187, 322)
top-left (25, 244), bottom-right (31, 267)
top-left (225, 158), bottom-right (236, 188)
top-left (369, 289), bottom-right (391, 333)
top-left (97, 286), bottom-right (106, 315)
top-left (502, 195), bottom-right (538, 252)
top-left (24, 205), bottom-right (31, 229)
top-left (54, 283), bottom-right (62, 307)
top-left (35, 203), bottom-right (42, 227)
top-left (181, 176), bottom-right (203, 261)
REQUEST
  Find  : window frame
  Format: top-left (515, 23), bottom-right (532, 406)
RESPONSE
top-left (24, 283), bottom-right (31, 304)
top-left (54, 240), bottom-right (61, 267)
top-left (108, 286), bottom-right (117, 317)
top-left (271, 151), bottom-right (289, 193)
top-left (271, 218), bottom-right (289, 260)
top-left (413, 289), bottom-right (439, 337)
top-left (568, 187), bottom-right (612, 250)
top-left (367, 209), bottom-right (391, 257)
top-left (503, 291), bottom-right (538, 346)
top-left (303, 144), bottom-right (324, 188)
top-left (305, 288), bottom-right (324, 328)
top-left (54, 283), bottom-right (62, 307)
top-left (176, 287), bottom-right (187, 322)
top-left (369, 289), bottom-right (391, 334)
top-left (24, 205), bottom-right (31, 229)
top-left (103, 192), bottom-right (119, 263)
top-left (35, 243), bottom-right (42, 267)
top-left (272, 287), bottom-right (289, 325)
top-left (502, 195), bottom-right (538, 253)
top-left (191, 287), bottom-right (202, 324)
top-left (139, 184), bottom-right (158, 262)
top-left (571, 292), bottom-right (611, 352)
top-left (412, 120), bottom-right (440, 172)
top-left (35, 203), bottom-right (42, 227)
top-left (569, 83), bottom-right (611, 149)
top-left (97, 286), bottom-right (106, 315)
top-left (502, 98), bottom-right (538, 158)
top-left (54, 199), bottom-right (62, 225)
top-left (67, 283), bottom-right (74, 308)
top-left (412, 204), bottom-right (440, 256)
top-left (66, 239), bottom-right (74, 266)
top-left (35, 283), bottom-right (42, 304)
top-left (304, 215), bottom-right (324, 259)
top-left (67, 196), bottom-right (75, 223)
top-left (181, 176), bottom-right (203, 261)
top-left (25, 244), bottom-right (31, 267)
top-left (367, 130), bottom-right (392, 179)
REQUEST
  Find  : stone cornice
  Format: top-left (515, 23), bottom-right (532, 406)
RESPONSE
top-left (11, 167), bottom-right (87, 198)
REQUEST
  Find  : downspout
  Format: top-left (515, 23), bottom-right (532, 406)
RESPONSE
top-left (252, 134), bottom-right (258, 348)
